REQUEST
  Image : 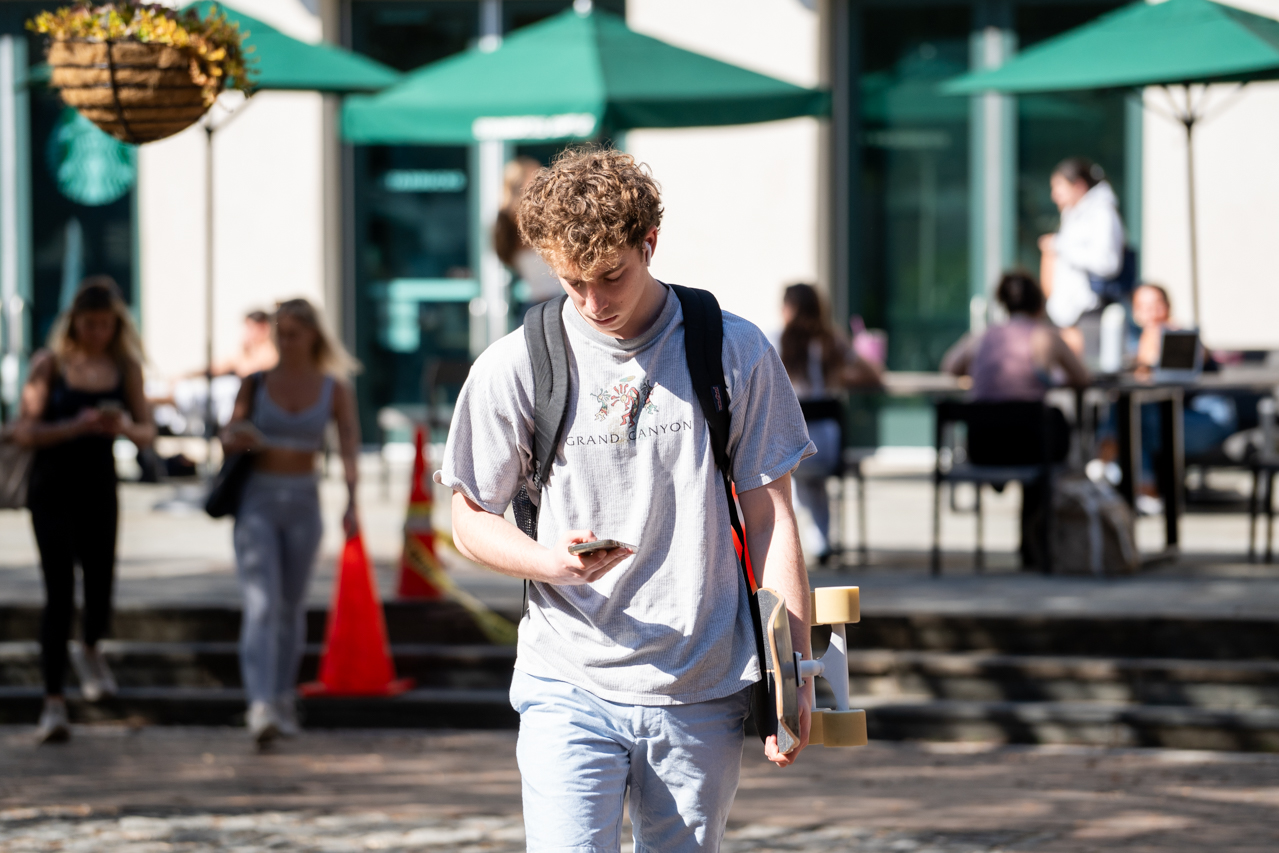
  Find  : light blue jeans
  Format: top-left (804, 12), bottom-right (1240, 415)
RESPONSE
top-left (793, 417), bottom-right (842, 555)
top-left (510, 670), bottom-right (751, 853)
top-left (233, 472), bottom-right (323, 705)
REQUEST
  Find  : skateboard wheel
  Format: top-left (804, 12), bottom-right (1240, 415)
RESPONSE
top-left (810, 586), bottom-right (860, 625)
top-left (814, 709), bottom-right (867, 747)
top-left (808, 709), bottom-right (824, 746)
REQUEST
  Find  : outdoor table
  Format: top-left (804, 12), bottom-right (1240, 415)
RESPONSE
top-left (881, 372), bottom-right (967, 397)
top-left (883, 368), bottom-right (1279, 558)
top-left (1088, 368), bottom-right (1279, 556)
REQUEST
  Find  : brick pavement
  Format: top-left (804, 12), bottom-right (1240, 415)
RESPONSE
top-left (2, 727), bottom-right (1276, 852)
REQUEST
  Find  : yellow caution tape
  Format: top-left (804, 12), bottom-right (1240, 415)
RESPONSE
top-left (404, 535), bottom-right (519, 646)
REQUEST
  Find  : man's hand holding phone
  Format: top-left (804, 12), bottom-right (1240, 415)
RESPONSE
top-left (540, 531), bottom-right (634, 586)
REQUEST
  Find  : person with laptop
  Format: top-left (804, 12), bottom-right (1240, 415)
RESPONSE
top-left (1130, 283), bottom-right (1236, 504)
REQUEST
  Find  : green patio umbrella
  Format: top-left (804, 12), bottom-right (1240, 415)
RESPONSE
top-left (185, 2), bottom-right (399, 93)
top-left (341, 4), bottom-right (827, 348)
top-left (341, 6), bottom-right (829, 144)
top-left (943, 0), bottom-right (1279, 326)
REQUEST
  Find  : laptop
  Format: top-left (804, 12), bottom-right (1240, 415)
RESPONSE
top-left (1153, 328), bottom-right (1203, 383)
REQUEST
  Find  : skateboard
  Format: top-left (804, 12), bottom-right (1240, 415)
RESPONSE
top-left (756, 585), bottom-right (867, 754)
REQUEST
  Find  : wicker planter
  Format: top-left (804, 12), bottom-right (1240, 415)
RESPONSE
top-left (48, 39), bottom-right (211, 144)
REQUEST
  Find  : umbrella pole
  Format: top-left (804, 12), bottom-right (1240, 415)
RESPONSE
top-left (204, 123), bottom-right (216, 471)
top-left (1183, 116), bottom-right (1201, 329)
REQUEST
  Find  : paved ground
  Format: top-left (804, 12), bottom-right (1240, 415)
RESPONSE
top-left (2, 726), bottom-right (1277, 852)
top-left (1, 453), bottom-right (1277, 618)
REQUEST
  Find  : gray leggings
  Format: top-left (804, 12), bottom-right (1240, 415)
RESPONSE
top-left (233, 472), bottom-right (323, 705)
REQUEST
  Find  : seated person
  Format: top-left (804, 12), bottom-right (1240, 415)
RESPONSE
top-left (778, 283), bottom-right (882, 564)
top-left (943, 271), bottom-right (1088, 565)
top-left (943, 270), bottom-right (1089, 405)
top-left (1131, 283), bottom-right (1238, 481)
top-left (211, 310), bottom-right (279, 379)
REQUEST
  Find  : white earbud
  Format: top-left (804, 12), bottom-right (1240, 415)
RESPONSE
top-left (643, 243), bottom-right (652, 266)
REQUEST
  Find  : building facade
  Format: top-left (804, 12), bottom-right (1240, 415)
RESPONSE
top-left (1, 0), bottom-right (1277, 444)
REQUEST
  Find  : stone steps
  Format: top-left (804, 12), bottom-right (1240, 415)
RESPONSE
top-left (5, 606), bottom-right (1275, 659)
top-left (0, 641), bottom-right (516, 690)
top-left (0, 685), bottom-right (517, 728)
top-left (4, 682), bottom-right (1276, 752)
top-left (10, 642), bottom-right (1277, 711)
top-left (840, 650), bottom-right (1279, 710)
top-left (0, 602), bottom-right (506, 645)
top-left (4, 602), bottom-right (1277, 751)
top-left (859, 697), bottom-right (1279, 752)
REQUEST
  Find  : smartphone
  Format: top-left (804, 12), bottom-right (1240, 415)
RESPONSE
top-left (568, 539), bottom-right (632, 557)
top-left (96, 400), bottom-right (124, 414)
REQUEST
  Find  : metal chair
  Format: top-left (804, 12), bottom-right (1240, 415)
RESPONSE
top-left (1247, 397), bottom-right (1278, 563)
top-left (931, 400), bottom-right (1060, 576)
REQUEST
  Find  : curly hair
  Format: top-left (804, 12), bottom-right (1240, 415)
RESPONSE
top-left (517, 146), bottom-right (663, 277)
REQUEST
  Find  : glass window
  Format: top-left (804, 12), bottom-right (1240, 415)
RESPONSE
top-left (504, 0), bottom-right (624, 33)
top-left (860, 6), bottom-right (972, 372)
top-left (1015, 3), bottom-right (1130, 274)
top-left (350, 1), bottom-right (478, 71)
top-left (350, 2), bottom-right (478, 436)
top-left (349, 1), bottom-right (625, 438)
top-left (3, 2), bottom-right (137, 349)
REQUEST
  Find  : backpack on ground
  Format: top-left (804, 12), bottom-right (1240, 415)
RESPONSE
top-left (1049, 476), bottom-right (1139, 576)
top-left (512, 285), bottom-right (774, 742)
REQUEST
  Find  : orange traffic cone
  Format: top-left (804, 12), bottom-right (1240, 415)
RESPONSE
top-left (396, 426), bottom-right (446, 599)
top-left (300, 533), bottom-right (413, 697)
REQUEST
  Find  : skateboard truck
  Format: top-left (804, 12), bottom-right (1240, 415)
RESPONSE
top-left (756, 586), bottom-right (867, 753)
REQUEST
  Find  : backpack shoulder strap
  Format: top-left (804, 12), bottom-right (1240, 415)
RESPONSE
top-left (670, 284), bottom-right (731, 474)
top-left (671, 283), bottom-right (771, 741)
top-left (522, 295), bottom-right (571, 489)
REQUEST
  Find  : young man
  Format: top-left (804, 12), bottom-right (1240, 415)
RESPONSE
top-left (437, 148), bottom-right (815, 852)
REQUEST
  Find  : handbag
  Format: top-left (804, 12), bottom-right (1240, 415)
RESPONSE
top-left (204, 372), bottom-right (262, 519)
top-left (0, 427), bottom-right (33, 510)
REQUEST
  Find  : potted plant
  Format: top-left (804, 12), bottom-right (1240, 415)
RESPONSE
top-left (28, 2), bottom-right (254, 145)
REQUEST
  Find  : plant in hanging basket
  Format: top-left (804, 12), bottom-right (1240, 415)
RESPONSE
top-left (28, 2), bottom-right (255, 145)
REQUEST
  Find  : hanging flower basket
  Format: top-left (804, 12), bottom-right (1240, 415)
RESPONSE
top-left (29, 2), bottom-right (254, 145)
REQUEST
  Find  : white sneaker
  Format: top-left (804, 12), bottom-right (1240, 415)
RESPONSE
top-left (247, 701), bottom-right (281, 746)
top-left (1136, 493), bottom-right (1164, 517)
top-left (35, 699), bottom-right (70, 745)
top-left (87, 645), bottom-right (117, 699)
top-left (68, 642), bottom-right (103, 703)
top-left (274, 694), bottom-right (301, 738)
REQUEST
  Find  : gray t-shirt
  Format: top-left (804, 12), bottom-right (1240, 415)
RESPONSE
top-left (436, 286), bottom-right (814, 705)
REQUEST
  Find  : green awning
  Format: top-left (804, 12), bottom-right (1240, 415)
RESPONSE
top-left (342, 6), bottom-right (829, 145)
top-left (184, 1), bottom-right (399, 93)
top-left (944, 0), bottom-right (1279, 95)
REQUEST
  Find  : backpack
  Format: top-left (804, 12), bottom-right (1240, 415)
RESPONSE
top-left (1048, 476), bottom-right (1139, 576)
top-left (511, 285), bottom-right (774, 742)
top-left (1088, 245), bottom-right (1138, 305)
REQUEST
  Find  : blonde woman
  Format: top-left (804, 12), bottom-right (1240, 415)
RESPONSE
top-left (219, 298), bottom-right (361, 744)
top-left (14, 277), bottom-right (155, 744)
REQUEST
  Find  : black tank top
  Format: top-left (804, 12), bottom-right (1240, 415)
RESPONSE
top-left (29, 365), bottom-right (128, 494)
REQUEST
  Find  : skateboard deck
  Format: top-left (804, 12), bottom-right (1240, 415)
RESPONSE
top-left (756, 588), bottom-right (801, 754)
top-left (757, 585), bottom-right (869, 754)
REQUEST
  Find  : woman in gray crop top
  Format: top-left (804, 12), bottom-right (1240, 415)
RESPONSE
top-left (219, 299), bottom-right (362, 745)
